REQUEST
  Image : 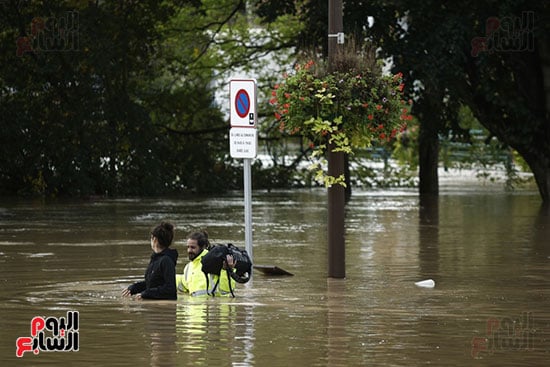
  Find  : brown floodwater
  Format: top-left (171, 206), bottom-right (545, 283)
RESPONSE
top-left (0, 185), bottom-right (549, 366)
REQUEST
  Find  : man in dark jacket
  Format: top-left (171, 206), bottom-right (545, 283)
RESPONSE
top-left (122, 222), bottom-right (178, 300)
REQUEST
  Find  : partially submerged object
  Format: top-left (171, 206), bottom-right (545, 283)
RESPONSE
top-left (414, 279), bottom-right (435, 288)
top-left (253, 265), bottom-right (294, 276)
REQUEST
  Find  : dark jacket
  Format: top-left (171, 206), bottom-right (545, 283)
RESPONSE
top-left (128, 248), bottom-right (178, 300)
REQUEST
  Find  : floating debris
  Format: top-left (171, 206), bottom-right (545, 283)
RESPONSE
top-left (415, 279), bottom-right (435, 288)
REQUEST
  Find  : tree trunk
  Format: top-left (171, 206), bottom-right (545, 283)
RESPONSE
top-left (521, 153), bottom-right (550, 203)
top-left (418, 122), bottom-right (439, 195)
top-left (418, 194), bottom-right (439, 279)
top-left (467, 34), bottom-right (549, 203)
top-left (533, 166), bottom-right (550, 204)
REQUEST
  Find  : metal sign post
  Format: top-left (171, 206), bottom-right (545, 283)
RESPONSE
top-left (229, 78), bottom-right (257, 260)
top-left (243, 158), bottom-right (253, 262)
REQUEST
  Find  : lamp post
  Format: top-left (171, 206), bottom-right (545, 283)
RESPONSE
top-left (327, 0), bottom-right (345, 278)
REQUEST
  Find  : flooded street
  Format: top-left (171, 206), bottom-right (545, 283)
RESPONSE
top-left (1, 184), bottom-right (549, 366)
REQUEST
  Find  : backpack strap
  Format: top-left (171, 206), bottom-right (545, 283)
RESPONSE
top-left (227, 268), bottom-right (235, 298)
top-left (203, 270), bottom-right (235, 297)
top-left (205, 272), bottom-right (221, 296)
top-left (203, 270), bottom-right (209, 295)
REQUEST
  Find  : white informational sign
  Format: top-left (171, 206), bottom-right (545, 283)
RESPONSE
top-left (230, 79), bottom-right (257, 127)
top-left (229, 127), bottom-right (257, 159)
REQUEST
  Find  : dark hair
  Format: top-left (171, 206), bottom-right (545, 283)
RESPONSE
top-left (151, 222), bottom-right (174, 248)
top-left (187, 230), bottom-right (210, 249)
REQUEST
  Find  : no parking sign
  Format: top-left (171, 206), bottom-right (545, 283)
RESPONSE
top-left (229, 78), bottom-right (257, 158)
top-left (230, 79), bottom-right (256, 127)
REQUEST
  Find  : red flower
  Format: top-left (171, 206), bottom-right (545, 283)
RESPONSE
top-left (283, 103), bottom-right (290, 109)
top-left (284, 92), bottom-right (291, 99)
top-left (378, 124), bottom-right (384, 130)
top-left (271, 90), bottom-right (276, 97)
top-left (376, 104), bottom-right (382, 110)
top-left (274, 112), bottom-right (281, 120)
top-left (379, 133), bottom-right (386, 140)
top-left (368, 114), bottom-right (374, 120)
top-left (269, 97), bottom-right (277, 105)
top-left (393, 72), bottom-right (403, 81)
top-left (274, 84), bottom-right (280, 89)
top-left (362, 103), bottom-right (368, 108)
top-left (309, 142), bottom-right (315, 149)
top-left (398, 84), bottom-right (405, 92)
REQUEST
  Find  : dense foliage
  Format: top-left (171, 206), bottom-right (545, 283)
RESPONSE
top-left (0, 0), bottom-right (299, 196)
top-left (0, 0), bottom-right (546, 199)
top-left (261, 0), bottom-right (548, 200)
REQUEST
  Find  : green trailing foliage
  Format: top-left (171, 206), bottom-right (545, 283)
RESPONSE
top-left (270, 45), bottom-right (411, 187)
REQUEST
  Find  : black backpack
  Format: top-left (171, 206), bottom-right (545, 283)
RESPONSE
top-left (201, 243), bottom-right (252, 297)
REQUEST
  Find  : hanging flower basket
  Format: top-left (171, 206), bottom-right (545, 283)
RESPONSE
top-left (271, 60), bottom-right (412, 187)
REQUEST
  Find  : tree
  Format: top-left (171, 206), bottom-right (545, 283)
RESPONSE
top-left (346, 0), bottom-right (550, 201)
top-left (0, 0), bottom-right (200, 196)
top-left (0, 0), bottom-right (301, 196)
top-left (268, 0), bottom-right (549, 202)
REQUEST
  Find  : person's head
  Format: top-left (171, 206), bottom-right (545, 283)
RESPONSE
top-left (150, 222), bottom-right (175, 252)
top-left (186, 230), bottom-right (209, 261)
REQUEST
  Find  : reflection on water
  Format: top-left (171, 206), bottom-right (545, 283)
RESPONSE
top-left (144, 303), bottom-right (177, 367)
top-left (0, 187), bottom-right (549, 366)
top-left (418, 194), bottom-right (439, 280)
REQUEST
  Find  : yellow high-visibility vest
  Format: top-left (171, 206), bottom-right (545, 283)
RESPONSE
top-left (176, 249), bottom-right (235, 297)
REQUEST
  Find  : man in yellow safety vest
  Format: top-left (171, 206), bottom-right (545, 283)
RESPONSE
top-left (176, 230), bottom-right (235, 297)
